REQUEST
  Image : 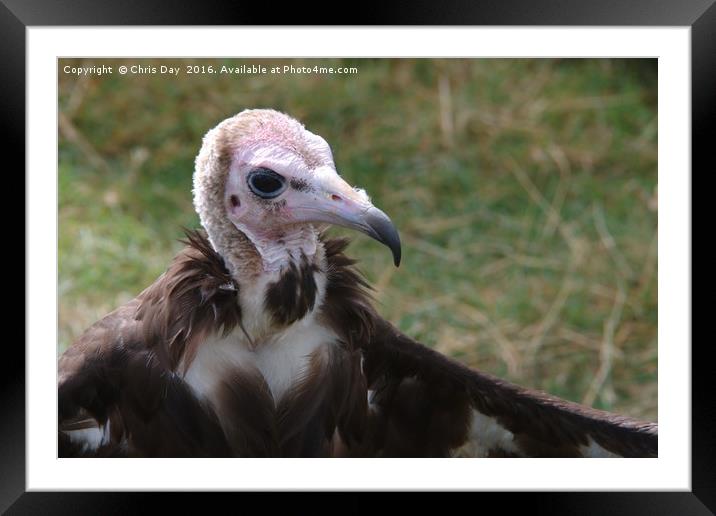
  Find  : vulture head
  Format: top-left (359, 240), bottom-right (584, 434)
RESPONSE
top-left (193, 109), bottom-right (401, 279)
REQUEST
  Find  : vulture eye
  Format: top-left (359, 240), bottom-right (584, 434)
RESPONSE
top-left (247, 168), bottom-right (287, 199)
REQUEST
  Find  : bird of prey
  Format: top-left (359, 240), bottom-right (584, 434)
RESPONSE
top-left (58, 109), bottom-right (658, 458)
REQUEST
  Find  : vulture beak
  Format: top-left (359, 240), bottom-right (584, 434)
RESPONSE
top-left (356, 206), bottom-right (402, 267)
top-left (291, 169), bottom-right (402, 267)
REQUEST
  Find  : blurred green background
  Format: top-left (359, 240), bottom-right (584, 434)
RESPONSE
top-left (58, 58), bottom-right (657, 421)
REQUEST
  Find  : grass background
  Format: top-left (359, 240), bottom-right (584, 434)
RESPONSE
top-left (58, 58), bottom-right (657, 421)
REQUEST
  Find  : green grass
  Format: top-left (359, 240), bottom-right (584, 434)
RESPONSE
top-left (58, 58), bottom-right (657, 421)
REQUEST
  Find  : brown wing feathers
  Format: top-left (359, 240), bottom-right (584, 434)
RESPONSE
top-left (58, 302), bottom-right (231, 457)
top-left (361, 317), bottom-right (658, 457)
top-left (310, 236), bottom-right (658, 458)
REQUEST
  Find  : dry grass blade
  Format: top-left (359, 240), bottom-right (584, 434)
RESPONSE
top-left (438, 74), bottom-right (455, 148)
top-left (582, 282), bottom-right (626, 407)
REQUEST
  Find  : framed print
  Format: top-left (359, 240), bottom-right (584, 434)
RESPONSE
top-left (7, 0), bottom-right (712, 512)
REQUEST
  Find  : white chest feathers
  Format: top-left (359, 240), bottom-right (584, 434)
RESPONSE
top-left (182, 320), bottom-right (338, 405)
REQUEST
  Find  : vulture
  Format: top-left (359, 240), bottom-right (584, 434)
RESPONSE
top-left (58, 109), bottom-right (658, 458)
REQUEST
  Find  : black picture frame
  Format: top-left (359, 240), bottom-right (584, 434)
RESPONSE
top-left (6, 1), bottom-right (711, 513)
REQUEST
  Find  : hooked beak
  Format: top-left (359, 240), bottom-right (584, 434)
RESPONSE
top-left (290, 170), bottom-right (402, 266)
top-left (343, 204), bottom-right (402, 267)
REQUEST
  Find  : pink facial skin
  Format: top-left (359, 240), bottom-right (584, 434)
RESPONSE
top-left (224, 135), bottom-right (401, 267)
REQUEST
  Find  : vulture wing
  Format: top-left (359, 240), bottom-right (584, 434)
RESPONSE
top-left (57, 232), bottom-right (241, 457)
top-left (357, 316), bottom-right (658, 457)
top-left (57, 297), bottom-right (232, 457)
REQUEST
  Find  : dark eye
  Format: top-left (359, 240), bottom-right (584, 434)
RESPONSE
top-left (247, 168), bottom-right (287, 199)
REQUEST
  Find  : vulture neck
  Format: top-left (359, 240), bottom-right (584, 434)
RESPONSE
top-left (204, 217), bottom-right (322, 283)
top-left (242, 224), bottom-right (320, 274)
top-left (201, 216), bottom-right (327, 343)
